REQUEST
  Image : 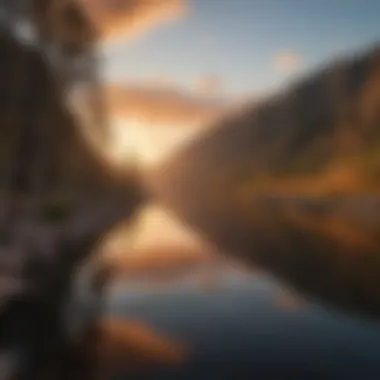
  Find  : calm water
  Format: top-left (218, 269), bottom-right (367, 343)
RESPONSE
top-left (96, 195), bottom-right (380, 379)
top-left (106, 272), bottom-right (380, 380)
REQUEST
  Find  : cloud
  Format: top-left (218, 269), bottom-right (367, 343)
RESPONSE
top-left (93, 317), bottom-right (188, 372)
top-left (81, 0), bottom-right (186, 41)
top-left (276, 289), bottom-right (304, 311)
top-left (196, 74), bottom-right (223, 97)
top-left (274, 51), bottom-right (301, 73)
top-left (103, 83), bottom-right (227, 127)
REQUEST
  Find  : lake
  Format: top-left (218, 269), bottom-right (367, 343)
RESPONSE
top-left (106, 270), bottom-right (380, 380)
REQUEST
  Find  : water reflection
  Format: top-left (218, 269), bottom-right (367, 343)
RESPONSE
top-left (91, 317), bottom-right (187, 375)
top-left (108, 271), bottom-right (380, 380)
top-left (102, 195), bottom-right (380, 380)
top-left (152, 193), bottom-right (380, 321)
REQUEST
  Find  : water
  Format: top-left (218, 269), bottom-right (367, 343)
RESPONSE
top-left (95, 193), bottom-right (380, 379)
top-left (106, 272), bottom-right (380, 379)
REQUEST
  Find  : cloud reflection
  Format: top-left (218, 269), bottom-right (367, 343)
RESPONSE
top-left (90, 317), bottom-right (188, 373)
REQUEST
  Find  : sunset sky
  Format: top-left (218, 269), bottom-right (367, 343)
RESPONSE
top-left (103, 0), bottom-right (380, 97)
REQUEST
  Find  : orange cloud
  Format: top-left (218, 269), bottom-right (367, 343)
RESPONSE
top-left (81, 0), bottom-right (186, 41)
top-left (92, 317), bottom-right (188, 372)
top-left (276, 289), bottom-right (304, 310)
top-left (104, 84), bottom-right (227, 126)
top-left (274, 51), bottom-right (301, 73)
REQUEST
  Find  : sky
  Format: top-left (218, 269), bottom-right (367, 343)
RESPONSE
top-left (102, 0), bottom-right (380, 98)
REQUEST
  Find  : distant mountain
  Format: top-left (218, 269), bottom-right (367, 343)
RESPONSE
top-left (102, 84), bottom-right (225, 127)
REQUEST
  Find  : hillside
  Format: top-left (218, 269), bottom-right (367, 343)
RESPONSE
top-left (153, 43), bottom-right (380, 206)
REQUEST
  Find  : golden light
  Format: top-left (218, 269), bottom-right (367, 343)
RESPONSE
top-left (131, 204), bottom-right (204, 251)
top-left (102, 203), bottom-right (207, 262)
top-left (100, 117), bottom-right (210, 262)
top-left (109, 117), bottom-right (202, 168)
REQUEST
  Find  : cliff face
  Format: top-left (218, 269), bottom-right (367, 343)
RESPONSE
top-left (0, 23), bottom-right (145, 380)
top-left (0, 30), bottom-right (136, 199)
top-left (0, 26), bottom-right (143, 308)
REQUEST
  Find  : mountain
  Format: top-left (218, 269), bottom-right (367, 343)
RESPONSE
top-left (153, 43), bottom-right (380, 207)
top-left (0, 28), bottom-right (143, 306)
top-left (0, 29), bottom-right (141, 203)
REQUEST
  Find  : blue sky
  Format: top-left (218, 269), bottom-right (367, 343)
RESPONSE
top-left (104, 0), bottom-right (380, 98)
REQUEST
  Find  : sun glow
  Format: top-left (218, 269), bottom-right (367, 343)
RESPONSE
top-left (109, 117), bottom-right (202, 168)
